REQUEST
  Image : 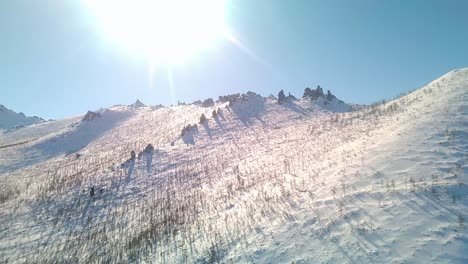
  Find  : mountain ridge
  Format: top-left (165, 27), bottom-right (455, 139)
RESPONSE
top-left (0, 104), bottom-right (45, 130)
top-left (0, 68), bottom-right (466, 263)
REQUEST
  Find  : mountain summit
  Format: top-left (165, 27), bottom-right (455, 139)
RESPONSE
top-left (129, 99), bottom-right (146, 109)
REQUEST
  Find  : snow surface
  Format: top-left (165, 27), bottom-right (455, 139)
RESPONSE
top-left (0, 115), bottom-right (81, 146)
top-left (0, 69), bottom-right (467, 263)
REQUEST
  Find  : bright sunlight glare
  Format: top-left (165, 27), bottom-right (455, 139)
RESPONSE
top-left (84, 0), bottom-right (228, 64)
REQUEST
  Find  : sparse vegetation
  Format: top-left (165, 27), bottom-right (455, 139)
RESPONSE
top-left (1, 69), bottom-right (467, 263)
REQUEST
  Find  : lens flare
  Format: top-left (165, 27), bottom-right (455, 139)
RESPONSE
top-left (85, 0), bottom-right (227, 64)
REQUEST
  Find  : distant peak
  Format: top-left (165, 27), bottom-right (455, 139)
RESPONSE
top-left (0, 104), bottom-right (44, 129)
top-left (130, 99), bottom-right (146, 108)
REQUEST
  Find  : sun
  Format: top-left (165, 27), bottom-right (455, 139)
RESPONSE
top-left (84, 0), bottom-right (227, 64)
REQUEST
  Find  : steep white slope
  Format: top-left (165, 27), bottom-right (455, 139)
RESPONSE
top-left (0, 104), bottom-right (44, 130)
top-left (226, 68), bottom-right (467, 263)
top-left (0, 69), bottom-right (466, 263)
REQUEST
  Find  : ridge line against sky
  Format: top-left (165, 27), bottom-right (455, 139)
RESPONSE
top-left (1, 0), bottom-right (468, 120)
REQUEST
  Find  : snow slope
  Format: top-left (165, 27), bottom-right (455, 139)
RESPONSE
top-left (0, 69), bottom-right (467, 263)
top-left (0, 104), bottom-right (44, 130)
top-left (0, 115), bottom-right (81, 146)
top-left (226, 69), bottom-right (468, 263)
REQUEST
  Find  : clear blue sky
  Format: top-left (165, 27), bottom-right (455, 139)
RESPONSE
top-left (1, 0), bottom-right (468, 119)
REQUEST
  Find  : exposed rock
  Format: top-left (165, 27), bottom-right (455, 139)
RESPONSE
top-left (130, 99), bottom-right (146, 108)
top-left (199, 113), bottom-right (207, 123)
top-left (326, 90), bottom-right (336, 101)
top-left (218, 93), bottom-right (241, 104)
top-left (278, 90), bottom-right (286, 104)
top-left (81, 111), bottom-right (101, 122)
top-left (303, 87), bottom-right (314, 98)
top-left (151, 104), bottom-right (164, 110)
top-left (181, 123), bottom-right (199, 137)
top-left (287, 92), bottom-right (297, 100)
top-left (303, 85), bottom-right (325, 100)
top-left (201, 98), bottom-right (215, 107)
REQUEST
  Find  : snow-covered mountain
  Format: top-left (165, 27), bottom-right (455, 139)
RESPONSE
top-left (0, 104), bottom-right (45, 130)
top-left (0, 69), bottom-right (467, 263)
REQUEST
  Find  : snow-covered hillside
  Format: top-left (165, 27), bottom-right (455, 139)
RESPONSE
top-left (0, 69), bottom-right (467, 263)
top-left (0, 104), bottom-right (45, 130)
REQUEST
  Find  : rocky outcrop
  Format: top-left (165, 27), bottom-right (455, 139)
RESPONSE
top-left (201, 98), bottom-right (215, 107)
top-left (278, 90), bottom-right (286, 104)
top-left (130, 99), bottom-right (146, 109)
top-left (303, 85), bottom-right (325, 100)
top-left (81, 111), bottom-right (101, 122)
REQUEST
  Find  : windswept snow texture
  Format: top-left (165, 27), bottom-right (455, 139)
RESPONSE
top-left (0, 104), bottom-right (44, 130)
top-left (1, 69), bottom-right (467, 263)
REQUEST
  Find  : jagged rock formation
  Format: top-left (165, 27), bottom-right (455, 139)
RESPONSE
top-left (81, 111), bottom-right (101, 122)
top-left (201, 98), bottom-right (215, 107)
top-left (303, 85), bottom-right (325, 100)
top-left (130, 99), bottom-right (146, 109)
top-left (218, 94), bottom-right (241, 105)
top-left (326, 90), bottom-right (336, 101)
top-left (278, 90), bottom-right (286, 104)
